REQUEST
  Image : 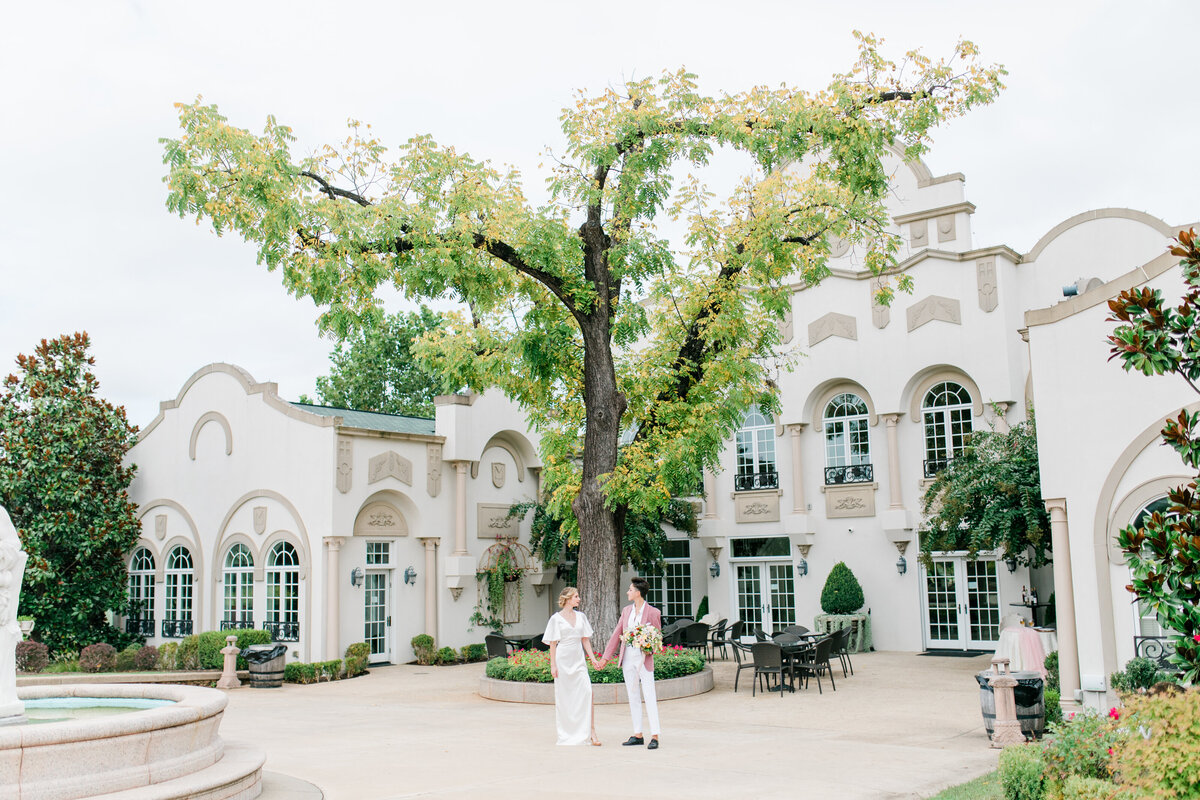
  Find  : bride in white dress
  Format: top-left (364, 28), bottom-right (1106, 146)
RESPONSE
top-left (544, 587), bottom-right (601, 746)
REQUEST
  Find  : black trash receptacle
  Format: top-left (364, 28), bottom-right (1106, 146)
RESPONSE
top-left (243, 644), bottom-right (288, 688)
top-left (975, 669), bottom-right (1046, 740)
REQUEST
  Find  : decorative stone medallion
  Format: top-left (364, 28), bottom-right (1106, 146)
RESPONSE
top-left (733, 490), bottom-right (780, 523)
top-left (253, 506), bottom-right (267, 535)
top-left (154, 514), bottom-right (167, 540)
top-left (977, 258), bottom-right (998, 312)
top-left (368, 450), bottom-right (414, 486)
top-left (491, 462), bottom-right (506, 489)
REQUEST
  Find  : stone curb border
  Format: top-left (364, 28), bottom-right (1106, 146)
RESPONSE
top-left (17, 670), bottom-right (249, 687)
top-left (479, 666), bottom-right (713, 705)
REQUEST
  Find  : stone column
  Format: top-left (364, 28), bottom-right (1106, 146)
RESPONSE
top-left (703, 470), bottom-right (718, 519)
top-left (785, 423), bottom-right (807, 513)
top-left (1045, 499), bottom-right (1080, 707)
top-left (419, 537), bottom-right (439, 637)
top-left (323, 537), bottom-right (345, 660)
top-left (453, 461), bottom-right (469, 556)
top-left (883, 413), bottom-right (904, 510)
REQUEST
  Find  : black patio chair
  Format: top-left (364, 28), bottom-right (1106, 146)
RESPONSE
top-left (783, 625), bottom-right (811, 636)
top-left (794, 635), bottom-right (837, 694)
top-left (681, 622), bottom-right (711, 656)
top-left (726, 619), bottom-right (745, 643)
top-left (730, 639), bottom-right (757, 693)
top-left (660, 621), bottom-right (685, 647)
top-left (750, 642), bottom-right (788, 698)
top-left (484, 634), bottom-right (509, 660)
top-left (772, 631), bottom-right (802, 645)
top-left (708, 618), bottom-right (729, 660)
top-left (831, 627), bottom-right (854, 677)
top-left (754, 627), bottom-right (772, 642)
top-left (529, 634), bottom-right (550, 652)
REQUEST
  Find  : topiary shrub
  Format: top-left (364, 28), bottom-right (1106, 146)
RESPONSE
top-left (412, 634), bottom-right (436, 665)
top-left (156, 641), bottom-right (179, 671)
top-left (998, 743), bottom-right (1044, 800)
top-left (177, 635), bottom-right (201, 670)
top-left (460, 643), bottom-right (487, 663)
top-left (1044, 688), bottom-right (1063, 726)
top-left (435, 646), bottom-right (458, 665)
top-left (695, 596), bottom-right (709, 619)
top-left (115, 644), bottom-right (140, 672)
top-left (15, 640), bottom-right (49, 672)
top-left (134, 645), bottom-right (158, 671)
top-left (819, 561), bottom-right (864, 614)
top-left (1062, 775), bottom-right (1118, 800)
top-left (79, 643), bottom-right (117, 673)
top-left (344, 642), bottom-right (370, 677)
top-left (1110, 656), bottom-right (1158, 694)
top-left (1044, 650), bottom-right (1060, 691)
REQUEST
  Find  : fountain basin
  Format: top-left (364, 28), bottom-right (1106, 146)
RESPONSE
top-left (2, 684), bottom-right (240, 800)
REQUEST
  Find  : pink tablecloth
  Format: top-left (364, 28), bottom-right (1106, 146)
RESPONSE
top-left (994, 626), bottom-right (1052, 677)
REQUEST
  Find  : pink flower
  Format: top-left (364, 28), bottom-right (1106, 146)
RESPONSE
top-left (1193, 634), bottom-right (1200, 643)
top-left (1107, 748), bottom-right (1114, 756)
top-left (1108, 708), bottom-right (1121, 720)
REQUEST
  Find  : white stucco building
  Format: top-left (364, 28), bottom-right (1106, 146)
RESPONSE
top-left (124, 149), bottom-right (1193, 710)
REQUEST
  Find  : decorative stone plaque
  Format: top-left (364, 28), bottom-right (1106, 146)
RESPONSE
top-left (823, 484), bottom-right (877, 519)
top-left (154, 514), bottom-right (167, 540)
top-left (906, 295), bottom-right (961, 332)
top-left (936, 213), bottom-right (956, 243)
top-left (368, 450), bottom-right (414, 486)
top-left (427, 443), bottom-right (443, 497)
top-left (870, 277), bottom-right (890, 330)
top-left (253, 506), bottom-right (267, 535)
top-left (977, 258), bottom-right (998, 312)
top-left (336, 437), bottom-right (353, 494)
top-left (733, 490), bottom-right (780, 523)
top-left (808, 312), bottom-right (858, 347)
top-left (353, 501), bottom-right (408, 537)
top-left (491, 462), bottom-right (506, 488)
top-left (477, 503), bottom-right (518, 538)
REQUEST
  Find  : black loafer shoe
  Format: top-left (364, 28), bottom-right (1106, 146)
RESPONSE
top-left (622, 736), bottom-right (645, 746)
top-left (647, 739), bottom-right (659, 750)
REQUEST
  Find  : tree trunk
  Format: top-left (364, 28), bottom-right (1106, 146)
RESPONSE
top-left (573, 315), bottom-right (626, 643)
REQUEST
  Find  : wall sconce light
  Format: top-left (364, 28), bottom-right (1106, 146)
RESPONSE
top-left (796, 557), bottom-right (808, 577)
top-left (709, 561), bottom-right (720, 579)
top-left (403, 566), bottom-right (417, 585)
top-left (1004, 555), bottom-right (1018, 573)
top-left (896, 555), bottom-right (907, 576)
top-left (350, 567), bottom-right (364, 587)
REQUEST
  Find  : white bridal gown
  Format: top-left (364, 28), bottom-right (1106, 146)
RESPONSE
top-left (543, 610), bottom-right (594, 745)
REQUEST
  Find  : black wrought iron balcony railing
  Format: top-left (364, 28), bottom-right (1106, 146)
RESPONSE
top-left (125, 617), bottom-right (155, 637)
top-left (161, 618), bottom-right (194, 638)
top-left (1134, 636), bottom-right (1177, 670)
top-left (220, 617), bottom-right (256, 631)
top-left (824, 463), bottom-right (874, 485)
top-left (264, 621), bottom-right (300, 642)
top-left (923, 458), bottom-right (951, 478)
top-left (734, 470), bottom-right (779, 492)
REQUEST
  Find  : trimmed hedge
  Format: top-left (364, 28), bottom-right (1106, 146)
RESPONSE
top-left (134, 645), bottom-right (159, 671)
top-left (820, 561), bottom-right (864, 615)
top-left (412, 634), bottom-right (436, 665)
top-left (460, 643), bottom-right (487, 663)
top-left (79, 643), bottom-right (116, 673)
top-left (344, 642), bottom-right (370, 677)
top-left (435, 646), bottom-right (457, 665)
top-left (15, 640), bottom-right (49, 672)
top-left (486, 645), bottom-right (706, 683)
top-left (998, 743), bottom-right (1043, 800)
top-left (181, 629), bottom-right (273, 670)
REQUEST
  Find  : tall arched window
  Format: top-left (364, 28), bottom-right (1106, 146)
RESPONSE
top-left (1130, 497), bottom-right (1173, 666)
top-left (922, 381), bottom-right (973, 477)
top-left (735, 406), bottom-right (777, 491)
top-left (823, 393), bottom-right (872, 484)
top-left (163, 546), bottom-right (194, 638)
top-left (127, 547), bottom-right (155, 636)
top-left (222, 543), bottom-right (255, 630)
top-left (266, 541), bottom-right (300, 642)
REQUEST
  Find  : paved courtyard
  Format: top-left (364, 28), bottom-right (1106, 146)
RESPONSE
top-left (221, 651), bottom-right (1000, 800)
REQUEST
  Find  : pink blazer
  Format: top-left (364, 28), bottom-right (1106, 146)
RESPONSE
top-left (602, 603), bottom-right (662, 672)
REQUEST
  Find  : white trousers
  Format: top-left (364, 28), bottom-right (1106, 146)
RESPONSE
top-left (623, 649), bottom-right (660, 736)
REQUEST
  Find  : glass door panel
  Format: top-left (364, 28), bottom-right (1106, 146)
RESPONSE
top-left (768, 564), bottom-right (796, 632)
top-left (965, 560), bottom-right (1000, 648)
top-left (925, 560), bottom-right (960, 646)
top-left (364, 571), bottom-right (391, 663)
top-left (736, 565), bottom-right (763, 633)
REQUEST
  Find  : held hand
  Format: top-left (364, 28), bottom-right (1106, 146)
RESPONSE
top-left (551, 665), bottom-right (558, 678)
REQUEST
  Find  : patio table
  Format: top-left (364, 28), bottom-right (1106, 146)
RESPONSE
top-left (502, 633), bottom-right (542, 650)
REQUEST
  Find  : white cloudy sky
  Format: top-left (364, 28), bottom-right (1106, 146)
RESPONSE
top-left (1, 1), bottom-right (1196, 427)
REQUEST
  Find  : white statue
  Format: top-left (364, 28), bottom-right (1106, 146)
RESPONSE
top-left (0, 503), bottom-right (28, 722)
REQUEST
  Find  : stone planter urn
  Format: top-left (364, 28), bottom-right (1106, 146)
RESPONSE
top-left (18, 619), bottom-right (34, 639)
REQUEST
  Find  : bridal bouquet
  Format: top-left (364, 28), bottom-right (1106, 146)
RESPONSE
top-left (620, 623), bottom-right (663, 655)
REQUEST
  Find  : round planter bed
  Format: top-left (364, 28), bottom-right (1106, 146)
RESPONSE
top-left (479, 665), bottom-right (713, 704)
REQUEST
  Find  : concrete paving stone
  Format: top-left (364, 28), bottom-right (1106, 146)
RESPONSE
top-left (216, 653), bottom-right (1000, 800)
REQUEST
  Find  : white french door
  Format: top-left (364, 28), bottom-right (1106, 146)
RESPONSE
top-left (364, 570), bottom-right (393, 663)
top-left (923, 555), bottom-right (1001, 650)
top-left (735, 562), bottom-right (796, 635)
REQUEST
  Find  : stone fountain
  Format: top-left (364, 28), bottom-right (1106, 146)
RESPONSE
top-left (0, 503), bottom-right (28, 725)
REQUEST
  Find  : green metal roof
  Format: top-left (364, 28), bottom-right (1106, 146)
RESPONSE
top-left (290, 403), bottom-right (436, 436)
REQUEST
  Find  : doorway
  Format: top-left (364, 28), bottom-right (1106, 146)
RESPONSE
top-left (923, 555), bottom-right (1001, 650)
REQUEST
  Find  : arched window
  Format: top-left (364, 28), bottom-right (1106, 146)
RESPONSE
top-left (1130, 497), bottom-right (1172, 664)
top-left (735, 406), bottom-right (777, 491)
top-left (222, 543), bottom-right (255, 629)
top-left (823, 393), bottom-right (872, 484)
top-left (127, 547), bottom-right (155, 636)
top-left (163, 546), bottom-right (194, 638)
top-left (922, 381), bottom-right (973, 477)
top-left (265, 541), bottom-right (300, 642)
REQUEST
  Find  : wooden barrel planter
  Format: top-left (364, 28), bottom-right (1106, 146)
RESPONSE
top-left (975, 670), bottom-right (1046, 740)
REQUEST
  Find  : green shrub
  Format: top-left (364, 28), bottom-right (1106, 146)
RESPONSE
top-left (819, 561), bottom-right (864, 614)
top-left (695, 596), bottom-right (709, 619)
top-left (344, 642), bottom-right (370, 677)
top-left (44, 654), bottom-right (79, 673)
top-left (1110, 689), bottom-right (1200, 799)
top-left (177, 635), bottom-right (201, 670)
top-left (197, 629), bottom-right (273, 669)
top-left (15, 640), bottom-right (49, 672)
top-left (492, 646), bottom-right (705, 684)
top-left (1062, 775), bottom-right (1118, 800)
top-left (1044, 688), bottom-right (1063, 726)
top-left (115, 644), bottom-right (140, 671)
top-left (411, 634), bottom-right (436, 665)
top-left (485, 657), bottom-right (510, 679)
top-left (998, 743), bottom-right (1044, 800)
top-left (79, 643), bottom-right (117, 673)
top-left (156, 641), bottom-right (179, 671)
top-left (134, 645), bottom-right (158, 671)
top-left (1044, 650), bottom-right (1060, 691)
top-left (460, 643), bottom-right (487, 663)
top-left (435, 646), bottom-right (458, 665)
top-left (317, 659), bottom-right (342, 680)
top-left (284, 662), bottom-right (318, 684)
top-left (1109, 656), bottom-right (1158, 694)
top-left (1043, 709), bottom-right (1125, 785)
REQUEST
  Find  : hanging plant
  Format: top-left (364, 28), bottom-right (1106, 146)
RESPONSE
top-left (471, 542), bottom-right (528, 632)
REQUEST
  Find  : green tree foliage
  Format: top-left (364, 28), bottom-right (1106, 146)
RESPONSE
top-left (161, 37), bottom-right (1003, 634)
top-left (919, 414), bottom-right (1051, 567)
top-left (0, 333), bottom-right (142, 653)
top-left (300, 307), bottom-right (445, 417)
top-left (820, 561), bottom-right (864, 614)
top-left (1107, 227), bottom-right (1200, 682)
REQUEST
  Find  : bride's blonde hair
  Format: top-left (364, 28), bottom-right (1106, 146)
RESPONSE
top-left (557, 586), bottom-right (579, 609)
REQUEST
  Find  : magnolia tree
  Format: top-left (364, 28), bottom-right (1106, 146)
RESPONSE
top-left (1108, 228), bottom-right (1200, 682)
top-left (162, 35), bottom-right (1002, 635)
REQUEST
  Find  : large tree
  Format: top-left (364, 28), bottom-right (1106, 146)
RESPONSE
top-left (0, 333), bottom-right (142, 653)
top-left (300, 306), bottom-right (445, 417)
top-left (162, 35), bottom-right (1003, 635)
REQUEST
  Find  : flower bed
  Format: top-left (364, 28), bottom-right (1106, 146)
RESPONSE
top-left (485, 645), bottom-right (705, 683)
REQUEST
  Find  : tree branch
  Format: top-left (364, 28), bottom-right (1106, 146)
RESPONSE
top-left (299, 170), bottom-right (372, 207)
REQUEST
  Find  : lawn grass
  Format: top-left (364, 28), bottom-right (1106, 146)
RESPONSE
top-left (926, 770), bottom-right (1003, 800)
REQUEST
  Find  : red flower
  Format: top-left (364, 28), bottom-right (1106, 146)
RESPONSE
top-left (1193, 634), bottom-right (1200, 643)
top-left (1107, 748), bottom-right (1114, 756)
top-left (1108, 707), bottom-right (1121, 720)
